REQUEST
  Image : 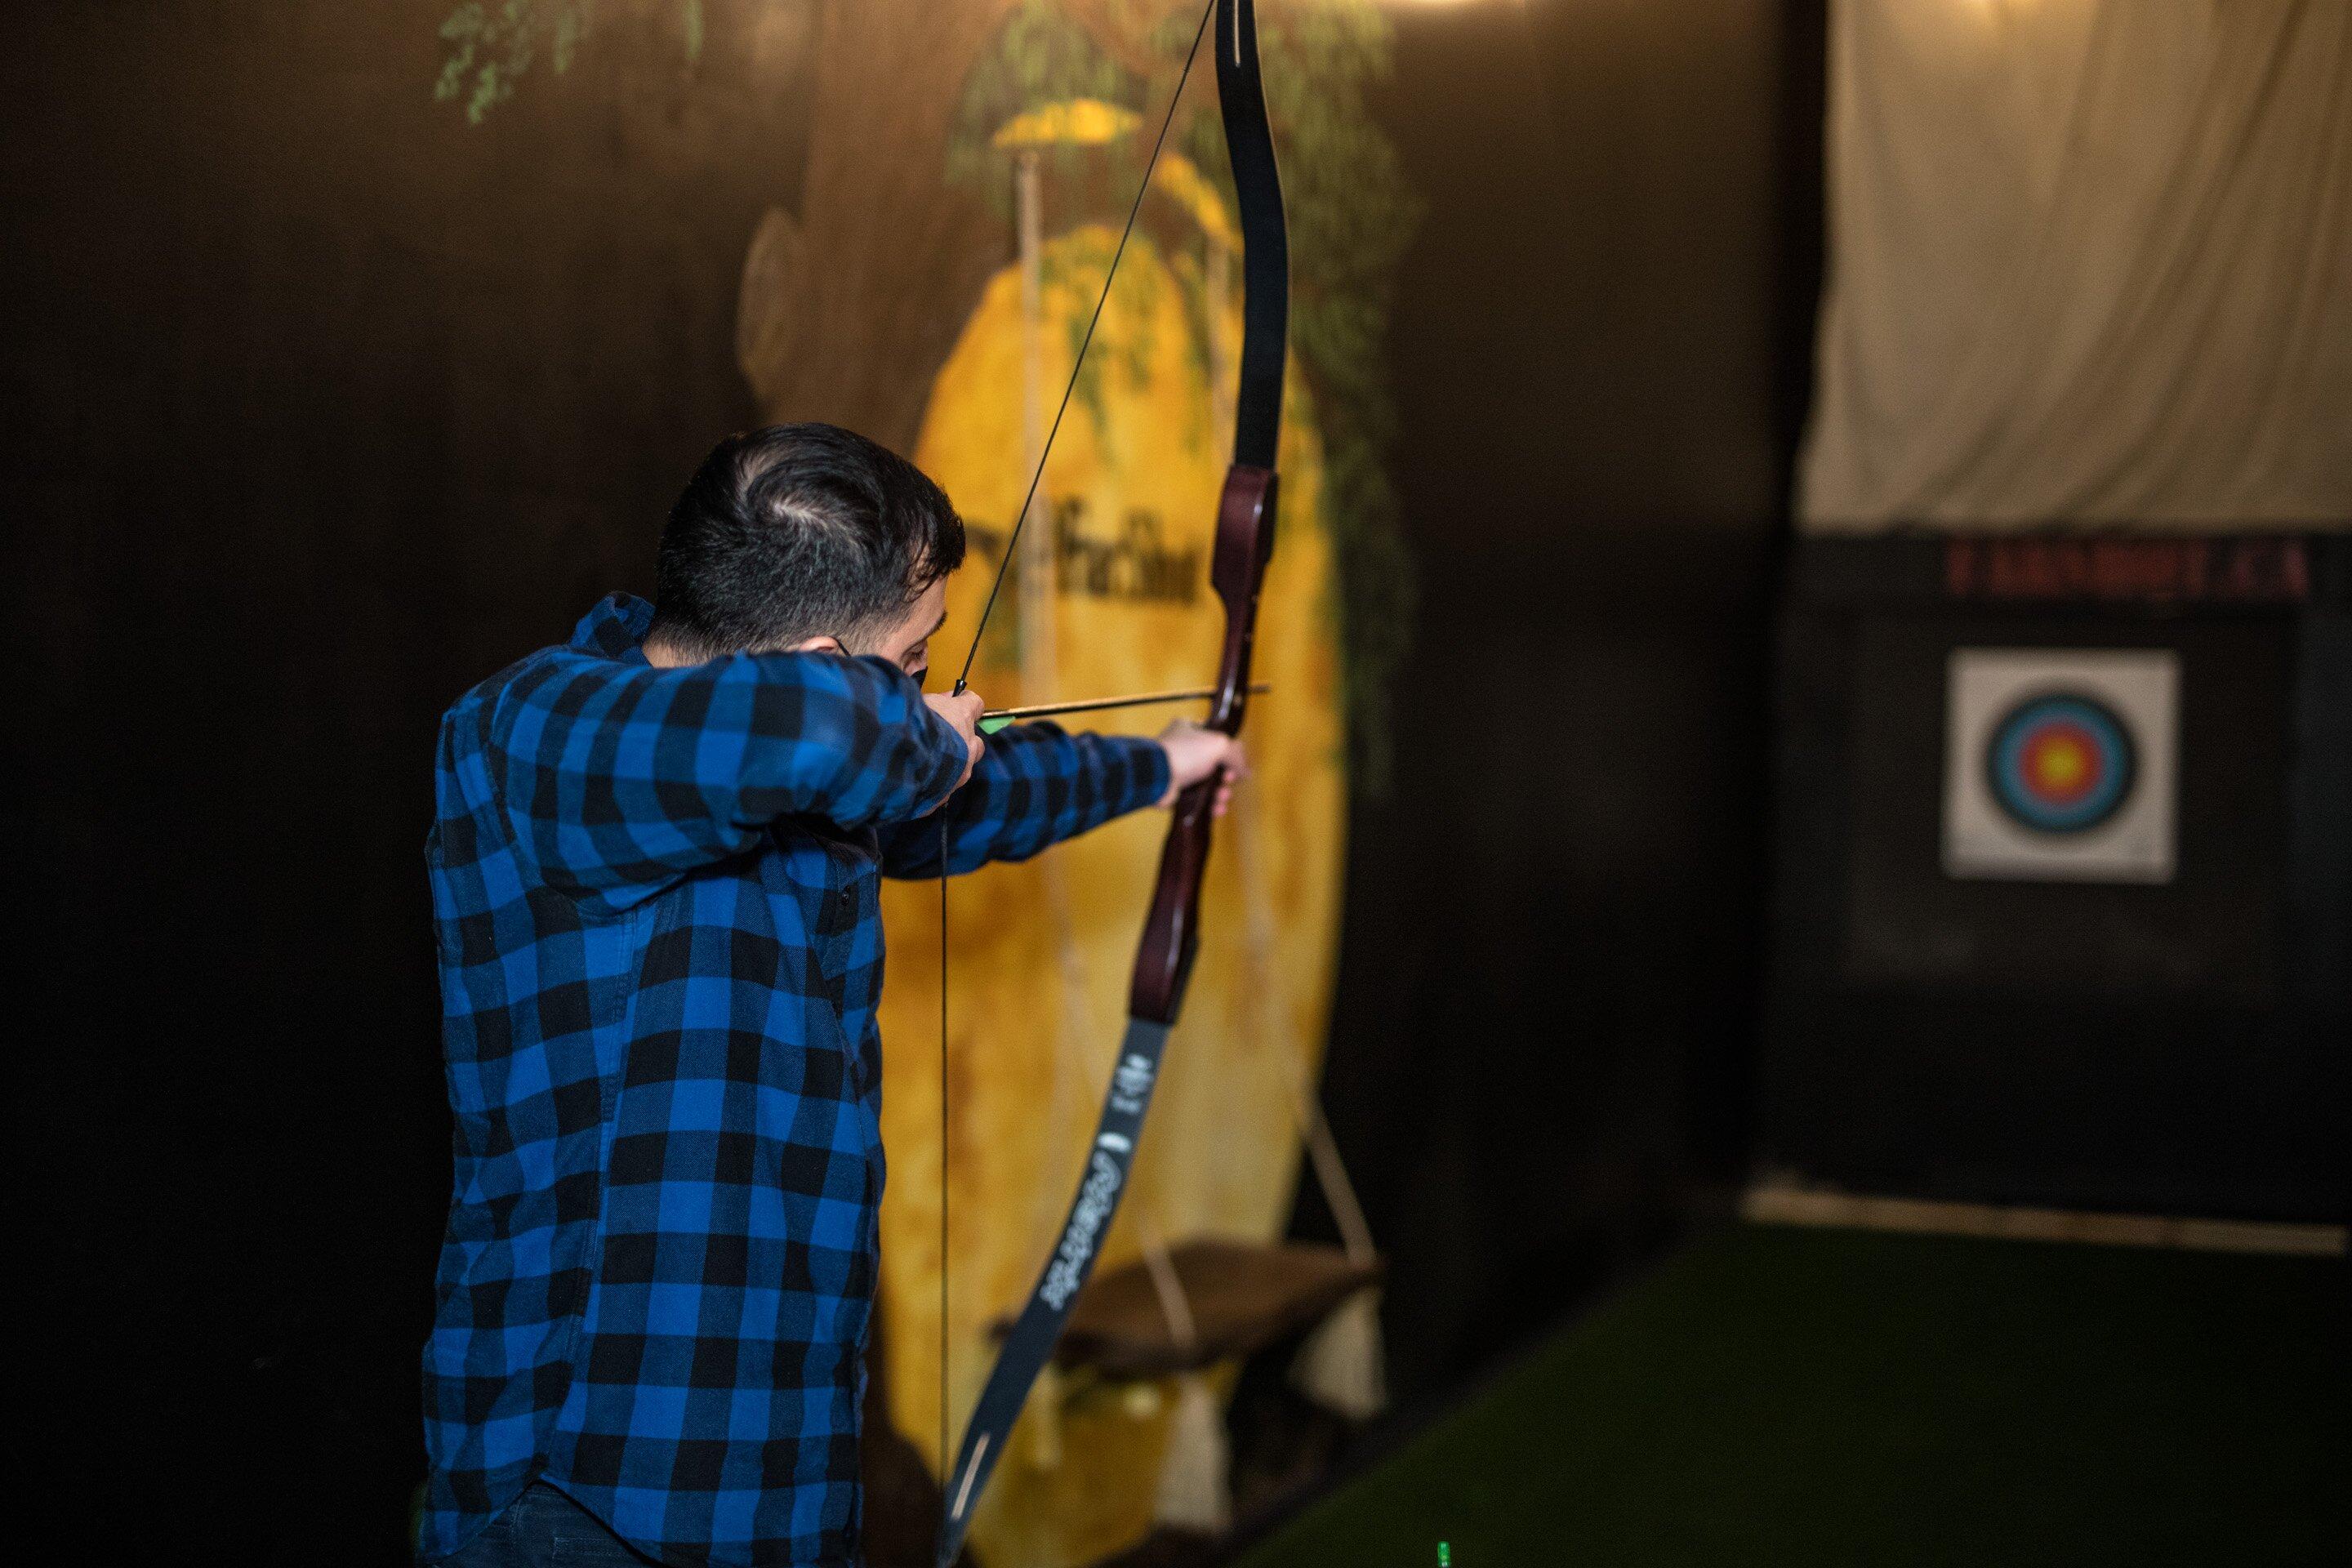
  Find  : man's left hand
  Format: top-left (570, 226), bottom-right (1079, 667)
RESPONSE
top-left (1156, 719), bottom-right (1246, 814)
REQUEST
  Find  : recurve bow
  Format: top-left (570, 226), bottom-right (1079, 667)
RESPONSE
top-left (933, 2), bottom-right (1287, 1558)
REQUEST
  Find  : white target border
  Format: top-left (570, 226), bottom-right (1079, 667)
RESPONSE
top-left (1942, 647), bottom-right (2180, 884)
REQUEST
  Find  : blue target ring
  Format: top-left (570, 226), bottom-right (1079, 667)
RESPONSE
top-left (1984, 692), bottom-right (2136, 835)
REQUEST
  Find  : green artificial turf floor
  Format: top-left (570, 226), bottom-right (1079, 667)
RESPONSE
top-left (1232, 1223), bottom-right (2347, 1567)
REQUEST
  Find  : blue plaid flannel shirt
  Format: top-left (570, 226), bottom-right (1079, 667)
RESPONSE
top-left (421, 594), bottom-right (1169, 1565)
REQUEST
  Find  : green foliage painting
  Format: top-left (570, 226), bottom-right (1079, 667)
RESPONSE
top-left (436, 0), bottom-right (703, 124)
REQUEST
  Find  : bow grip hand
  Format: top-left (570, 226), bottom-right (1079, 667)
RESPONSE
top-left (1155, 719), bottom-right (1246, 812)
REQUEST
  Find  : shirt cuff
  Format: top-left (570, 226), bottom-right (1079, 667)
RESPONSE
top-left (1105, 733), bottom-right (1173, 816)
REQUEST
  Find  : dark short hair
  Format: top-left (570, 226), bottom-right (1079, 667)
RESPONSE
top-left (648, 423), bottom-right (966, 660)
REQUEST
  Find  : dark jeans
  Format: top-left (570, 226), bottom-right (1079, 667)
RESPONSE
top-left (440, 1483), bottom-right (662, 1567)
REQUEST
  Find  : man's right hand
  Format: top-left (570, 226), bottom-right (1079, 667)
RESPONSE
top-left (925, 689), bottom-right (985, 792)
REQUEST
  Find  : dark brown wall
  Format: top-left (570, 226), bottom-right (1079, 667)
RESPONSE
top-left (1308, 0), bottom-right (1813, 1404)
top-left (6, 1), bottom-right (797, 1550)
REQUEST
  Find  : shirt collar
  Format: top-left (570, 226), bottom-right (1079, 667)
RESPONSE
top-left (571, 593), bottom-right (654, 666)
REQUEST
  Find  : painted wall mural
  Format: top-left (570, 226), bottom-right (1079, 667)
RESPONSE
top-left (432, 5), bottom-right (1414, 1561)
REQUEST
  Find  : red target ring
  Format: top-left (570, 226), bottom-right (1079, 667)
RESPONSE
top-left (1985, 693), bottom-right (2137, 835)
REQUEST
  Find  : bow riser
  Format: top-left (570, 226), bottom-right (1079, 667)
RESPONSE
top-left (1207, 465), bottom-right (1279, 735)
top-left (1129, 462), bottom-right (1276, 1022)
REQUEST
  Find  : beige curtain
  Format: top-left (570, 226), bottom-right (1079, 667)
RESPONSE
top-left (1799, 0), bottom-right (2352, 533)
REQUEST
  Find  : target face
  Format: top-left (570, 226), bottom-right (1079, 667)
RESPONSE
top-left (1984, 693), bottom-right (2136, 835)
top-left (1944, 648), bottom-right (2178, 883)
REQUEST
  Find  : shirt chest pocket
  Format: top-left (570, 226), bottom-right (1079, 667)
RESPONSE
top-left (582, 901), bottom-right (656, 1094)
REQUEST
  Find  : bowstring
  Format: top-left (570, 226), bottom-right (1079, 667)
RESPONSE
top-left (938, 814), bottom-right (950, 1512)
top-left (938, 2), bottom-right (1218, 1539)
top-left (950, 0), bottom-right (1218, 696)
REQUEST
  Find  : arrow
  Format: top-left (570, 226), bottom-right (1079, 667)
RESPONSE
top-left (977, 683), bottom-right (1269, 734)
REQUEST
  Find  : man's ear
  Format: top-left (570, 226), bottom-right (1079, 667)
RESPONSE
top-left (784, 635), bottom-right (846, 656)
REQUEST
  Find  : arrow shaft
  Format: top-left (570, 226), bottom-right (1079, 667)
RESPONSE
top-left (978, 683), bottom-right (1267, 728)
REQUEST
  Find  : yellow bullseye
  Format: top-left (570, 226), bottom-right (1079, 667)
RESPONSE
top-left (2029, 736), bottom-right (2090, 794)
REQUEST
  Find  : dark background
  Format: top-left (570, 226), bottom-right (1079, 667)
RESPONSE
top-left (1308, 0), bottom-right (1813, 1401)
top-left (16, 2), bottom-right (2337, 1562)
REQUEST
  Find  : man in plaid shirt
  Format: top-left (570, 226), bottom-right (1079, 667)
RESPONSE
top-left (421, 425), bottom-right (1244, 1566)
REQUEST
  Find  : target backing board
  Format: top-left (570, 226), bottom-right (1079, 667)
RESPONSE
top-left (1942, 648), bottom-right (2179, 884)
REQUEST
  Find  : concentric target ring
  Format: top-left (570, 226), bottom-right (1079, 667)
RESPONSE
top-left (1984, 691), bottom-right (2136, 835)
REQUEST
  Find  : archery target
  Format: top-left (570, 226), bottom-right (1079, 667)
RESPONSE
top-left (1985, 693), bottom-right (2136, 834)
top-left (1943, 648), bottom-right (2178, 882)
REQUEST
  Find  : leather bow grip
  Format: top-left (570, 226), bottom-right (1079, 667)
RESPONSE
top-left (1127, 776), bottom-right (1218, 1022)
